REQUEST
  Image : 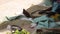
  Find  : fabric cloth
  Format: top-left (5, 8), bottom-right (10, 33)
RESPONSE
top-left (51, 2), bottom-right (58, 12)
top-left (32, 15), bottom-right (56, 29)
top-left (14, 29), bottom-right (30, 34)
top-left (51, 0), bottom-right (60, 13)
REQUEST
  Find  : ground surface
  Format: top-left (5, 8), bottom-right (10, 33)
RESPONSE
top-left (0, 19), bottom-right (35, 34)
